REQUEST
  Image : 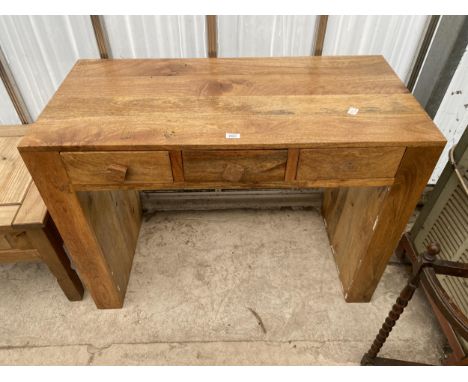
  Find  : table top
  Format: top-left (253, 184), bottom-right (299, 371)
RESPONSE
top-left (19, 56), bottom-right (445, 152)
top-left (0, 126), bottom-right (46, 228)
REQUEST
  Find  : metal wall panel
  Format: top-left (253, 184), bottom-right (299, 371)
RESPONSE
top-left (0, 15), bottom-right (99, 121)
top-left (218, 16), bottom-right (318, 57)
top-left (102, 16), bottom-right (207, 58)
top-left (0, 80), bottom-right (20, 124)
top-left (323, 15), bottom-right (429, 82)
top-left (431, 43), bottom-right (468, 183)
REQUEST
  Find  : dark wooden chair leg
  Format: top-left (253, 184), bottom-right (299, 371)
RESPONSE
top-left (361, 243), bottom-right (440, 366)
top-left (361, 277), bottom-right (422, 365)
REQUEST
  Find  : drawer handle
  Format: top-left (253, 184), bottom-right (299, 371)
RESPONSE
top-left (106, 164), bottom-right (128, 182)
top-left (222, 163), bottom-right (245, 182)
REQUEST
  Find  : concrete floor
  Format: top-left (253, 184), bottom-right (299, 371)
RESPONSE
top-left (0, 208), bottom-right (445, 365)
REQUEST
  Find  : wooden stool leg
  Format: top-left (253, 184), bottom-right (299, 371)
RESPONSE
top-left (27, 215), bottom-right (84, 301)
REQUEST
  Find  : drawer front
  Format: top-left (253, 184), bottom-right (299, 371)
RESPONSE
top-left (61, 151), bottom-right (173, 185)
top-left (183, 150), bottom-right (288, 183)
top-left (297, 147), bottom-right (405, 181)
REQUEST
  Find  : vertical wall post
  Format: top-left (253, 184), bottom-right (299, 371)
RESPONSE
top-left (91, 15), bottom-right (111, 59)
top-left (313, 16), bottom-right (328, 56)
top-left (206, 15), bottom-right (218, 58)
top-left (407, 15), bottom-right (441, 92)
top-left (0, 45), bottom-right (32, 124)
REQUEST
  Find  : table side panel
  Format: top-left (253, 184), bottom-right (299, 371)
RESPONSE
top-left (77, 189), bottom-right (142, 299)
top-left (20, 150), bottom-right (124, 308)
top-left (326, 145), bottom-right (445, 302)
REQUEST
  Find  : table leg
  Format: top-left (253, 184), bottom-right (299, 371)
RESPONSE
top-left (27, 215), bottom-right (84, 301)
top-left (20, 151), bottom-right (141, 309)
top-left (323, 146), bottom-right (443, 302)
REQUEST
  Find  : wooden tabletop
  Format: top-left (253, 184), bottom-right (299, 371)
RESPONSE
top-left (19, 56), bottom-right (445, 152)
top-left (0, 126), bottom-right (47, 229)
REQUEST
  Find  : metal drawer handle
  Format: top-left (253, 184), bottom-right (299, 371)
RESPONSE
top-left (106, 164), bottom-right (128, 182)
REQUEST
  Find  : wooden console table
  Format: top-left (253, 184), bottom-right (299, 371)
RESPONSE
top-left (18, 56), bottom-right (446, 309)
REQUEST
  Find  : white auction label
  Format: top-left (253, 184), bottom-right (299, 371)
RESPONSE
top-left (347, 107), bottom-right (359, 115)
top-left (225, 133), bottom-right (241, 139)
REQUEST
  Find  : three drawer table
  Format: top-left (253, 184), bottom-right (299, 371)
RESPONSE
top-left (18, 56), bottom-right (446, 309)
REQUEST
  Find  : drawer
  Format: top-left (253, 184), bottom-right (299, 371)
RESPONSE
top-left (296, 147), bottom-right (405, 181)
top-left (183, 150), bottom-right (288, 183)
top-left (61, 151), bottom-right (173, 185)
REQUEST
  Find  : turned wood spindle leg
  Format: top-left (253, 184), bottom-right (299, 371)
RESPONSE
top-left (361, 243), bottom-right (440, 365)
top-left (361, 280), bottom-right (419, 364)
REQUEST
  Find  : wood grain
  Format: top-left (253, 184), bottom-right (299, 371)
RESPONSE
top-left (20, 150), bottom-right (123, 308)
top-left (0, 136), bottom-right (31, 204)
top-left (0, 249), bottom-right (39, 263)
top-left (285, 149), bottom-right (299, 181)
top-left (0, 205), bottom-right (20, 230)
top-left (20, 115), bottom-right (444, 153)
top-left (323, 145), bottom-right (444, 302)
top-left (183, 150), bottom-right (287, 183)
top-left (3, 230), bottom-right (33, 250)
top-left (13, 181), bottom-right (47, 228)
top-left (61, 151), bottom-right (173, 185)
top-left (297, 147), bottom-right (405, 180)
top-left (42, 94), bottom-right (425, 120)
top-left (68, 178), bottom-right (396, 192)
top-left (0, 125), bottom-right (28, 137)
top-left (169, 150), bottom-right (184, 182)
top-left (323, 187), bottom-right (389, 291)
top-left (77, 189), bottom-right (141, 300)
top-left (19, 57), bottom-right (445, 153)
top-left (0, 234), bottom-right (11, 249)
top-left (54, 75), bottom-right (408, 98)
top-left (27, 216), bottom-right (84, 301)
top-left (16, 57), bottom-right (447, 308)
top-left (68, 56), bottom-right (398, 77)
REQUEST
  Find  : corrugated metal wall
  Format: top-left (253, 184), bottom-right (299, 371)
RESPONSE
top-left (431, 42), bottom-right (468, 182)
top-left (323, 15), bottom-right (429, 82)
top-left (0, 15), bottom-right (466, 182)
top-left (0, 80), bottom-right (20, 124)
top-left (0, 15), bottom-right (430, 123)
top-left (0, 15), bottom-right (99, 120)
top-left (102, 15), bottom-right (207, 58)
top-left (218, 16), bottom-right (318, 57)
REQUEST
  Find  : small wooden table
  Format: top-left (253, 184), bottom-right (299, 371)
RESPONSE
top-left (1, 126), bottom-right (83, 301)
top-left (18, 56), bottom-right (446, 309)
